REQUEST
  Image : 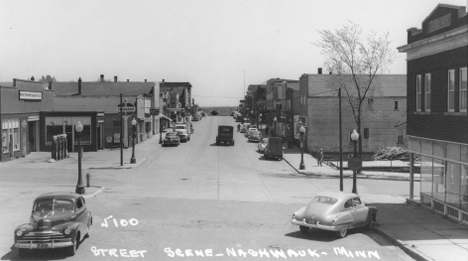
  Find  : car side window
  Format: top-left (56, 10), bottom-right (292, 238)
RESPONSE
top-left (344, 199), bottom-right (353, 209)
top-left (76, 198), bottom-right (83, 211)
top-left (352, 198), bottom-right (362, 207)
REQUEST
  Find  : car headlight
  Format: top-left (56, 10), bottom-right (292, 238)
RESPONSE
top-left (16, 229), bottom-right (23, 237)
top-left (64, 227), bottom-right (72, 235)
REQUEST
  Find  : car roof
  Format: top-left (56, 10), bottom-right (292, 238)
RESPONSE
top-left (36, 192), bottom-right (81, 200)
top-left (316, 191), bottom-right (359, 201)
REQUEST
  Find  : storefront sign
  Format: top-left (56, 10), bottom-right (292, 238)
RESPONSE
top-left (19, 91), bottom-right (42, 100)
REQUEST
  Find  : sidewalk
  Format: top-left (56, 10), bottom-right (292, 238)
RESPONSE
top-left (282, 146), bottom-right (468, 261)
top-left (0, 134), bottom-right (163, 170)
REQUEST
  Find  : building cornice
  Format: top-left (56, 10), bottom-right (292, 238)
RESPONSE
top-left (397, 25), bottom-right (467, 61)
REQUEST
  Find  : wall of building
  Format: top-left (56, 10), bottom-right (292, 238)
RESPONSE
top-left (307, 96), bottom-right (407, 157)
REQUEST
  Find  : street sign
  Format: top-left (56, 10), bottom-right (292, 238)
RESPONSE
top-left (117, 102), bottom-right (136, 116)
top-left (348, 157), bottom-right (362, 171)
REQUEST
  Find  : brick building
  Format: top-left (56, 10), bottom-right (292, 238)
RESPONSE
top-left (300, 72), bottom-right (406, 158)
top-left (398, 4), bottom-right (468, 223)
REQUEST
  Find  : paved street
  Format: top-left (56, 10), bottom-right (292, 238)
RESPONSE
top-left (0, 116), bottom-right (434, 260)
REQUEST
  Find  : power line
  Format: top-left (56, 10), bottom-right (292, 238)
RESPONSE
top-left (192, 94), bottom-right (244, 99)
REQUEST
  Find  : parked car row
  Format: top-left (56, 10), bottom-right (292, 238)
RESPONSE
top-left (162, 122), bottom-right (194, 147)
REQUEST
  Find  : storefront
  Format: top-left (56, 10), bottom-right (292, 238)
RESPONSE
top-left (409, 136), bottom-right (468, 224)
top-left (1, 80), bottom-right (54, 162)
top-left (40, 111), bottom-right (104, 152)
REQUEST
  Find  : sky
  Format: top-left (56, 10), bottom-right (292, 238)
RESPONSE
top-left (1, 0), bottom-right (467, 106)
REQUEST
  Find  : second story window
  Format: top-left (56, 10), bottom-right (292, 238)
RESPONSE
top-left (448, 69), bottom-right (455, 112)
top-left (416, 75), bottom-right (422, 112)
top-left (425, 73), bottom-right (431, 112)
top-left (394, 101), bottom-right (399, 110)
top-left (460, 68), bottom-right (467, 112)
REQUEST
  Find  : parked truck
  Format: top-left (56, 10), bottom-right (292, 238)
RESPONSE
top-left (216, 125), bottom-right (234, 146)
top-left (263, 137), bottom-right (283, 160)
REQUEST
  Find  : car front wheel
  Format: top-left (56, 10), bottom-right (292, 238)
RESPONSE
top-left (336, 228), bottom-right (348, 238)
top-left (67, 235), bottom-right (79, 256)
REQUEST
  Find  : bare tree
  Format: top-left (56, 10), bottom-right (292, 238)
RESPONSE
top-left (316, 21), bottom-right (395, 157)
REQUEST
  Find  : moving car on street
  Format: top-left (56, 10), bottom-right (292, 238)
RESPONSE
top-left (216, 125), bottom-right (234, 146)
top-left (14, 192), bottom-right (92, 257)
top-left (291, 191), bottom-right (377, 238)
top-left (162, 132), bottom-right (180, 146)
top-left (263, 137), bottom-right (283, 160)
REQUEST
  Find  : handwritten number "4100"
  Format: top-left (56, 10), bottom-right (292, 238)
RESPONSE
top-left (101, 215), bottom-right (139, 228)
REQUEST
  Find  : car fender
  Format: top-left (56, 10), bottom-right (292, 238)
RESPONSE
top-left (293, 207), bottom-right (307, 219)
top-left (333, 212), bottom-right (354, 227)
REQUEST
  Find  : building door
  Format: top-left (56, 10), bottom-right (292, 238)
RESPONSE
top-left (98, 122), bottom-right (103, 150)
top-left (28, 122), bottom-right (36, 152)
top-left (9, 134), bottom-right (13, 160)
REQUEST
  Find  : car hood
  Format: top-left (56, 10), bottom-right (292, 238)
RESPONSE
top-left (31, 212), bottom-right (73, 231)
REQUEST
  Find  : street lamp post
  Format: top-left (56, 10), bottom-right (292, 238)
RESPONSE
top-left (130, 118), bottom-right (137, 164)
top-left (75, 121), bottom-right (85, 194)
top-left (299, 125), bottom-right (305, 170)
top-left (159, 121), bottom-right (163, 144)
top-left (259, 114), bottom-right (262, 132)
top-left (273, 117), bottom-right (277, 137)
top-left (351, 129), bottom-right (360, 194)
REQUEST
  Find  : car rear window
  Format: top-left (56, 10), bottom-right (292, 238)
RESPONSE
top-left (312, 196), bottom-right (338, 205)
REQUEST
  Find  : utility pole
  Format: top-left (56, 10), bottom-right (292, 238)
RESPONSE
top-left (120, 93), bottom-right (123, 166)
top-left (339, 88), bottom-right (343, 191)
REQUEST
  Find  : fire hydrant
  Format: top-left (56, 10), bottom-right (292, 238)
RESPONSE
top-left (86, 173), bottom-right (91, 188)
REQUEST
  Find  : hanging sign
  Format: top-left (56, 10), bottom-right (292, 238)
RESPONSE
top-left (117, 102), bottom-right (136, 116)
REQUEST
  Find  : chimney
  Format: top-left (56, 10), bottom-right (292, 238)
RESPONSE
top-left (318, 68), bottom-right (322, 75)
top-left (13, 78), bottom-right (16, 87)
top-left (114, 76), bottom-right (118, 82)
top-left (329, 72), bottom-right (332, 75)
top-left (100, 74), bottom-right (104, 82)
top-left (48, 82), bottom-right (52, 90)
top-left (144, 79), bottom-right (147, 82)
top-left (127, 79), bottom-right (129, 82)
top-left (162, 79), bottom-right (165, 82)
top-left (78, 77), bottom-right (82, 95)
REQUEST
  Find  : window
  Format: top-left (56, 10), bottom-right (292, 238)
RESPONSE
top-left (394, 101), bottom-right (399, 110)
top-left (460, 68), bottom-right (467, 112)
top-left (448, 70), bottom-right (455, 112)
top-left (13, 128), bottom-right (19, 150)
top-left (364, 128), bottom-right (369, 139)
top-left (425, 73), bottom-right (431, 112)
top-left (416, 75), bottom-right (422, 111)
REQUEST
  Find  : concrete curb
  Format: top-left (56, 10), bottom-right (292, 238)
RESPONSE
top-left (88, 158), bottom-right (147, 170)
top-left (372, 226), bottom-right (431, 261)
top-left (82, 185), bottom-right (105, 199)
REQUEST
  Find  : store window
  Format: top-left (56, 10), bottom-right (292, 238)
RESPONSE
top-left (1, 128), bottom-right (7, 153)
top-left (446, 162), bottom-right (461, 208)
top-left (2, 119), bottom-right (20, 153)
top-left (425, 73), bottom-right (431, 112)
top-left (433, 159), bottom-right (446, 201)
top-left (13, 128), bottom-right (19, 151)
top-left (420, 156), bottom-right (433, 197)
top-left (461, 165), bottom-right (468, 212)
top-left (448, 69), bottom-right (455, 112)
top-left (416, 75), bottom-right (422, 112)
top-left (460, 68), bottom-right (467, 112)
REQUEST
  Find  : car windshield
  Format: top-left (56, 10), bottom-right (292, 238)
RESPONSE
top-left (251, 131), bottom-right (260, 135)
top-left (311, 196), bottom-right (338, 205)
top-left (167, 133), bottom-right (177, 137)
top-left (33, 198), bottom-right (74, 216)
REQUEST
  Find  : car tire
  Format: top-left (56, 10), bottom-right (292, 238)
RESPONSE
top-left (336, 228), bottom-right (348, 238)
top-left (299, 226), bottom-right (309, 234)
top-left (366, 215), bottom-right (375, 230)
top-left (85, 217), bottom-right (92, 238)
top-left (67, 234), bottom-right (79, 256)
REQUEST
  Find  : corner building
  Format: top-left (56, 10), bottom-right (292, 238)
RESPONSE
top-left (398, 4), bottom-right (468, 224)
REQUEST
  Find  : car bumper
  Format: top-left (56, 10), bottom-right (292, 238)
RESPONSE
top-left (15, 241), bottom-right (73, 249)
top-left (291, 218), bottom-right (348, 232)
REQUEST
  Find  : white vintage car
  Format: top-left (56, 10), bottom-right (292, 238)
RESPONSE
top-left (291, 191), bottom-right (377, 238)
